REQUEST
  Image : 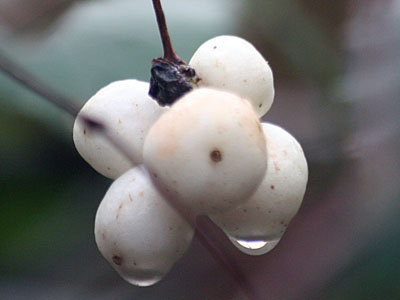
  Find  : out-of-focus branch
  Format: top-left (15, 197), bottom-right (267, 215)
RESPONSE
top-left (0, 51), bottom-right (79, 117)
top-left (0, 50), bottom-right (145, 167)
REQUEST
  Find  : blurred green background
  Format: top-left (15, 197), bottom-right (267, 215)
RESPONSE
top-left (1, 0), bottom-right (399, 299)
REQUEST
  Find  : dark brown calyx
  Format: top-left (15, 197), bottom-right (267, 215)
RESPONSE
top-left (149, 0), bottom-right (200, 106)
top-left (149, 58), bottom-right (199, 106)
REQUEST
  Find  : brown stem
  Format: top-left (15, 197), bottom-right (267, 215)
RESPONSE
top-left (152, 0), bottom-right (183, 64)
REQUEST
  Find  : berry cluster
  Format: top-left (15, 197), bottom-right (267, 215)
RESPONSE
top-left (72, 1), bottom-right (308, 287)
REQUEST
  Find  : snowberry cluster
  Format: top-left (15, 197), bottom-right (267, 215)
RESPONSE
top-left (72, 2), bottom-right (308, 287)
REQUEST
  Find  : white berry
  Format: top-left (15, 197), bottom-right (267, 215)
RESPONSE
top-left (95, 166), bottom-right (194, 286)
top-left (143, 88), bottom-right (267, 215)
top-left (211, 123), bottom-right (308, 252)
top-left (189, 35), bottom-right (274, 117)
top-left (73, 80), bottom-right (166, 179)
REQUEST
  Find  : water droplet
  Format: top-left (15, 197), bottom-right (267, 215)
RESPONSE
top-left (123, 276), bottom-right (162, 287)
top-left (228, 236), bottom-right (281, 256)
top-left (236, 239), bottom-right (268, 249)
top-left (119, 269), bottom-right (165, 287)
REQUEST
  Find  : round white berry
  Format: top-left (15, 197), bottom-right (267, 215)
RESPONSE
top-left (95, 166), bottom-right (194, 286)
top-left (73, 80), bottom-right (166, 179)
top-left (211, 123), bottom-right (308, 252)
top-left (143, 88), bottom-right (267, 215)
top-left (189, 35), bottom-right (274, 117)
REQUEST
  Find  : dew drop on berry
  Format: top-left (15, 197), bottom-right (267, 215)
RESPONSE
top-left (120, 271), bottom-right (165, 287)
top-left (228, 236), bottom-right (281, 256)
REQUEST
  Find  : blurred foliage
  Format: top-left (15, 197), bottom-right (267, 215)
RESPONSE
top-left (319, 212), bottom-right (400, 300)
top-left (0, 100), bottom-right (109, 271)
top-left (0, 0), bottom-right (236, 130)
top-left (242, 0), bottom-right (345, 87)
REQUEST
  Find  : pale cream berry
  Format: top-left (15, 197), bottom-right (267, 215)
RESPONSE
top-left (73, 80), bottom-right (166, 179)
top-left (143, 88), bottom-right (267, 215)
top-left (95, 166), bottom-right (194, 286)
top-left (189, 35), bottom-right (274, 117)
top-left (211, 123), bottom-right (308, 254)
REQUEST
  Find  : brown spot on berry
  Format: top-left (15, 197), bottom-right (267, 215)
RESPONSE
top-left (271, 185), bottom-right (275, 190)
top-left (83, 129), bottom-right (87, 135)
top-left (116, 203), bottom-right (123, 220)
top-left (210, 149), bottom-right (222, 162)
top-left (213, 46), bottom-right (217, 49)
top-left (258, 103), bottom-right (262, 108)
top-left (112, 255), bottom-right (122, 266)
top-left (129, 194), bottom-right (133, 202)
top-left (102, 232), bottom-right (106, 240)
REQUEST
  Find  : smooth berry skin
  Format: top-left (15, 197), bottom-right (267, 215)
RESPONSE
top-left (143, 88), bottom-right (267, 215)
top-left (95, 166), bottom-right (194, 286)
top-left (211, 123), bottom-right (308, 243)
top-left (73, 80), bottom-right (166, 179)
top-left (189, 35), bottom-right (275, 117)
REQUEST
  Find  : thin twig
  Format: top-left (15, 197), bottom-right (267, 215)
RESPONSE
top-left (0, 50), bottom-right (141, 166)
top-left (0, 51), bottom-right (80, 117)
top-left (151, 0), bottom-right (183, 64)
